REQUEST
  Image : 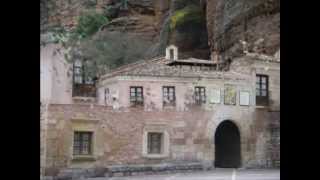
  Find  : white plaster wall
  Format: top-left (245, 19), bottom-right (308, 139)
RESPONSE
top-left (40, 44), bottom-right (53, 103)
top-left (40, 43), bottom-right (73, 105)
top-left (99, 74), bottom-right (254, 112)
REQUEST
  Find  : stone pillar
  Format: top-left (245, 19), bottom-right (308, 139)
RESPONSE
top-left (40, 102), bottom-right (48, 179)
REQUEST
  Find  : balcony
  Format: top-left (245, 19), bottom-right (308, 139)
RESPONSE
top-left (256, 96), bottom-right (269, 107)
top-left (72, 84), bottom-right (96, 98)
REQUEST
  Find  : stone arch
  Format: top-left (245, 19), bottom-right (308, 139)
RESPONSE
top-left (214, 120), bottom-right (241, 168)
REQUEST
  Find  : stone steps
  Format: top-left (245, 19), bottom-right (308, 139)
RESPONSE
top-left (53, 162), bottom-right (204, 180)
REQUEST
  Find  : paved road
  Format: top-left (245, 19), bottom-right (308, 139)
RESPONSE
top-left (86, 169), bottom-right (280, 180)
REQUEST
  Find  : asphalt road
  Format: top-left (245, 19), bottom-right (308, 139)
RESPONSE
top-left (86, 169), bottom-right (280, 180)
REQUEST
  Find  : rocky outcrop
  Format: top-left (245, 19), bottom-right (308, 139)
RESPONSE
top-left (168, 0), bottom-right (210, 59)
top-left (206, 0), bottom-right (280, 61)
top-left (40, 0), bottom-right (280, 65)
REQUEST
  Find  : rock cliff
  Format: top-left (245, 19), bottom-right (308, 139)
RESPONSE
top-left (40, 0), bottom-right (280, 65)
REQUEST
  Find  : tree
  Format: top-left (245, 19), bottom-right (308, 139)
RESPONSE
top-left (70, 31), bottom-right (154, 79)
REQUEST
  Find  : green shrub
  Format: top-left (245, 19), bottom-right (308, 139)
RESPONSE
top-left (74, 10), bottom-right (108, 39)
top-left (70, 31), bottom-right (154, 78)
top-left (170, 5), bottom-right (205, 30)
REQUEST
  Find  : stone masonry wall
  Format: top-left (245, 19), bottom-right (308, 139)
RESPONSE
top-left (45, 102), bottom-right (275, 176)
top-left (43, 55), bottom-right (280, 177)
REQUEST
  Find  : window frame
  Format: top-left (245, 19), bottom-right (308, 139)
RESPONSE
top-left (142, 128), bottom-right (169, 159)
top-left (194, 86), bottom-right (206, 105)
top-left (73, 131), bottom-right (93, 156)
top-left (130, 86), bottom-right (144, 106)
top-left (147, 132), bottom-right (163, 154)
top-left (163, 86), bottom-right (176, 107)
top-left (256, 74), bottom-right (269, 106)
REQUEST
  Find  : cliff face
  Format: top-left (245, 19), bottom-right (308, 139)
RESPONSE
top-left (40, 0), bottom-right (279, 62)
top-left (206, 0), bottom-right (280, 60)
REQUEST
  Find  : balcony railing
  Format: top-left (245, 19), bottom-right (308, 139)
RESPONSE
top-left (256, 96), bottom-right (269, 106)
top-left (72, 84), bottom-right (96, 98)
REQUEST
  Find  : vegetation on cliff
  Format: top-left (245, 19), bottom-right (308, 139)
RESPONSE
top-left (74, 10), bottom-right (108, 39)
top-left (170, 4), bottom-right (205, 31)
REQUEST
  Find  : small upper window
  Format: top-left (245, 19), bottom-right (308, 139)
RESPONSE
top-left (130, 86), bottom-right (144, 106)
top-left (73, 131), bottom-right (93, 156)
top-left (195, 87), bottom-right (206, 104)
top-left (163, 86), bottom-right (176, 106)
top-left (256, 74), bottom-right (269, 106)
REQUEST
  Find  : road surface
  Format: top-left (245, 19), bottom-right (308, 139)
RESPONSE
top-left (85, 169), bottom-right (280, 180)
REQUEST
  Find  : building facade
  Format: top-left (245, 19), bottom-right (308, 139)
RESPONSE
top-left (41, 45), bottom-right (280, 178)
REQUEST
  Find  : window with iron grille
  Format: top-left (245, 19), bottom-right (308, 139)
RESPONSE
top-left (73, 131), bottom-right (93, 156)
top-left (72, 60), bottom-right (97, 97)
top-left (256, 74), bottom-right (269, 106)
top-left (195, 87), bottom-right (206, 104)
top-left (73, 60), bottom-right (83, 84)
top-left (163, 86), bottom-right (176, 106)
top-left (147, 132), bottom-right (163, 154)
top-left (130, 86), bottom-right (143, 106)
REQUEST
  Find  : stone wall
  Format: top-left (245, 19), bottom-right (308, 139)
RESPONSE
top-left (40, 102), bottom-right (47, 178)
top-left (43, 55), bottom-right (280, 178)
top-left (44, 102), bottom-right (275, 175)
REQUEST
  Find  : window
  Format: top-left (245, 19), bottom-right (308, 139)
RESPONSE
top-left (163, 86), bottom-right (176, 106)
top-left (72, 60), bottom-right (97, 97)
top-left (195, 87), bottom-right (206, 104)
top-left (130, 86), bottom-right (144, 106)
top-left (73, 60), bottom-right (83, 84)
top-left (104, 88), bottom-right (109, 104)
top-left (147, 132), bottom-right (163, 154)
top-left (142, 128), bottom-right (169, 158)
top-left (73, 131), bottom-right (93, 156)
top-left (256, 74), bottom-right (269, 106)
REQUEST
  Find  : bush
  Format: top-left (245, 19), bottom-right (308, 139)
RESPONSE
top-left (71, 31), bottom-right (154, 78)
top-left (74, 10), bottom-right (108, 39)
top-left (170, 5), bottom-right (205, 31)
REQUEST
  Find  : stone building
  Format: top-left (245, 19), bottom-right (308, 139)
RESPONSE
top-left (40, 44), bottom-right (280, 178)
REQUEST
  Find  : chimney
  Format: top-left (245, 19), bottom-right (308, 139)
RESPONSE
top-left (166, 45), bottom-right (178, 61)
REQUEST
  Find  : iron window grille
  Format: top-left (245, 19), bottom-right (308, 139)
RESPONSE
top-left (195, 87), bottom-right (206, 104)
top-left (163, 86), bottom-right (176, 106)
top-left (130, 86), bottom-right (144, 106)
top-left (256, 74), bottom-right (269, 106)
top-left (147, 132), bottom-right (163, 154)
top-left (73, 131), bottom-right (93, 156)
top-left (72, 61), bottom-right (96, 97)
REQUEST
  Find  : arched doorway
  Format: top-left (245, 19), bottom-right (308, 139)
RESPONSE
top-left (215, 120), bottom-right (241, 168)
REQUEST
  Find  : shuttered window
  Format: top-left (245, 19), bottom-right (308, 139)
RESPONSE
top-left (147, 133), bottom-right (162, 154)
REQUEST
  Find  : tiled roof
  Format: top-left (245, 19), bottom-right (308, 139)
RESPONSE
top-left (100, 56), bottom-right (248, 81)
top-left (99, 53), bottom-right (279, 81)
